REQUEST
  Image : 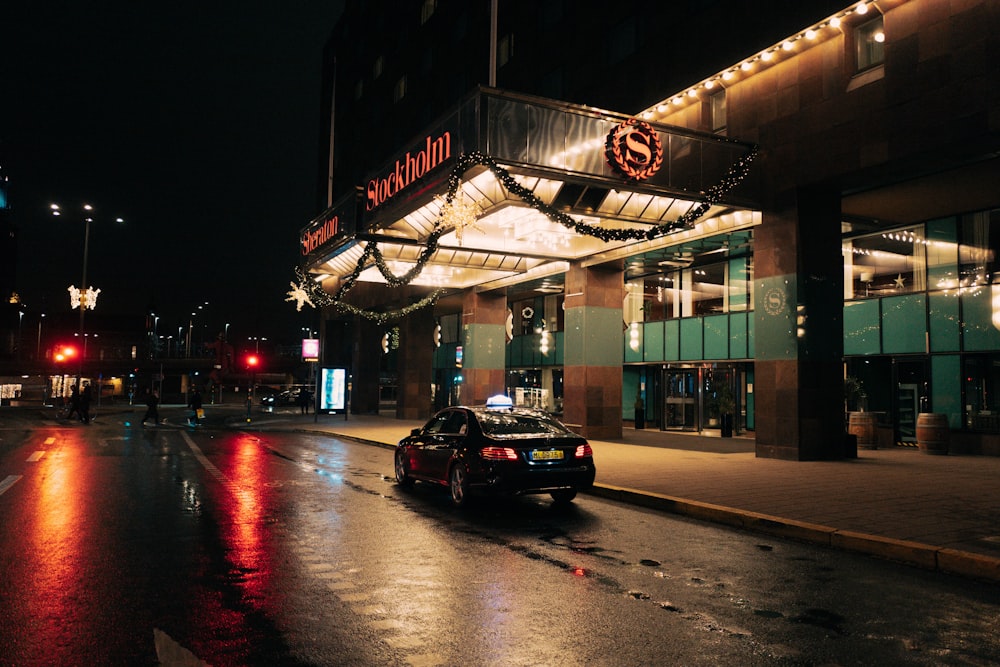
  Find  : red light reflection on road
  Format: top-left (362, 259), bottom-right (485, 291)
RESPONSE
top-left (215, 434), bottom-right (275, 602)
top-left (23, 438), bottom-right (87, 659)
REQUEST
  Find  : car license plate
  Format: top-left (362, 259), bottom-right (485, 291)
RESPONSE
top-left (531, 449), bottom-right (564, 461)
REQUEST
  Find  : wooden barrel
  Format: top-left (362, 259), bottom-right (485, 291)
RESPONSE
top-left (916, 412), bottom-right (950, 455)
top-left (848, 411), bottom-right (878, 450)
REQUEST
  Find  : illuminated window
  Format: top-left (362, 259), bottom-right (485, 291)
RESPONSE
top-left (420, 0), bottom-right (436, 24)
top-left (498, 34), bottom-right (513, 68)
top-left (844, 225), bottom-right (926, 299)
top-left (393, 76), bottom-right (407, 103)
top-left (710, 90), bottom-right (727, 134)
top-left (855, 16), bottom-right (885, 71)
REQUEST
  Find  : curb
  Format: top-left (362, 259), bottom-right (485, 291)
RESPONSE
top-left (586, 483), bottom-right (1000, 584)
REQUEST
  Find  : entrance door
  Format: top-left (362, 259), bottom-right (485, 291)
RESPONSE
top-left (662, 369), bottom-right (698, 431)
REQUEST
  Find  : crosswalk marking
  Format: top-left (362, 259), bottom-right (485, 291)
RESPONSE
top-left (0, 475), bottom-right (22, 496)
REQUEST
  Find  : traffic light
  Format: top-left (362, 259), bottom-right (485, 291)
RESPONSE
top-left (245, 353), bottom-right (260, 369)
top-left (54, 344), bottom-right (78, 363)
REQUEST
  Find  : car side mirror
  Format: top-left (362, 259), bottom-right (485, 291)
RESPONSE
top-left (410, 428), bottom-right (421, 437)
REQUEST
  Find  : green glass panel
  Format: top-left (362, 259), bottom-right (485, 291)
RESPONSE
top-left (930, 354), bottom-right (961, 428)
top-left (463, 323), bottom-right (506, 369)
top-left (730, 312), bottom-right (748, 359)
top-left (554, 331), bottom-right (564, 365)
top-left (564, 306), bottom-right (624, 366)
top-left (703, 314), bottom-right (729, 360)
top-left (844, 300), bottom-right (881, 355)
top-left (664, 319), bottom-right (679, 361)
top-left (624, 323), bottom-right (642, 363)
top-left (508, 334), bottom-right (524, 366)
top-left (962, 289), bottom-right (1000, 351)
top-left (748, 313), bottom-right (755, 357)
top-left (928, 292), bottom-right (960, 352)
top-left (680, 318), bottom-right (703, 360)
top-left (644, 321), bottom-right (664, 362)
top-left (754, 275), bottom-right (796, 360)
top-left (881, 294), bottom-right (925, 354)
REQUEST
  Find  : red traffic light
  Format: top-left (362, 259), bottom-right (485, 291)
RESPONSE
top-left (54, 345), bottom-right (78, 363)
top-left (245, 354), bottom-right (260, 368)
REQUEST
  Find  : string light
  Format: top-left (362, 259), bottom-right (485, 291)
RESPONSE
top-left (288, 143), bottom-right (757, 319)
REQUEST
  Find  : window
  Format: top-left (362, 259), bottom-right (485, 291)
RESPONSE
top-left (710, 90), bottom-right (727, 134)
top-left (855, 15), bottom-right (885, 70)
top-left (498, 33), bottom-right (513, 68)
top-left (373, 55), bottom-right (384, 79)
top-left (844, 225), bottom-right (926, 299)
top-left (420, 0), bottom-right (436, 24)
top-left (393, 76), bottom-right (407, 103)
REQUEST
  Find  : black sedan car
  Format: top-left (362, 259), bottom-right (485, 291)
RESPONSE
top-left (394, 397), bottom-right (596, 507)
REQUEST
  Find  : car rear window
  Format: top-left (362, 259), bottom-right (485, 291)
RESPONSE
top-left (476, 411), bottom-right (571, 436)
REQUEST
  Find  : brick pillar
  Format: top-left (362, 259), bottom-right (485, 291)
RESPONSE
top-left (396, 297), bottom-right (435, 421)
top-left (563, 262), bottom-right (623, 440)
top-left (754, 186), bottom-right (844, 460)
top-left (350, 315), bottom-right (381, 414)
top-left (460, 291), bottom-right (507, 406)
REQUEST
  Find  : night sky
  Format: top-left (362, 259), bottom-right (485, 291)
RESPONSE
top-left (1, 1), bottom-right (344, 344)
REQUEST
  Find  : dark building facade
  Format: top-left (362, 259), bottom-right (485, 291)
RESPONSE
top-left (301, 0), bottom-right (1000, 459)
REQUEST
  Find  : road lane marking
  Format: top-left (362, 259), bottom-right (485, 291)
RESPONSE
top-left (26, 451), bottom-right (46, 462)
top-left (0, 475), bottom-right (22, 496)
top-left (44, 437), bottom-right (56, 445)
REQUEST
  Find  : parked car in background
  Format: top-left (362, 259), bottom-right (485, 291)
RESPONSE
top-left (394, 396), bottom-right (596, 507)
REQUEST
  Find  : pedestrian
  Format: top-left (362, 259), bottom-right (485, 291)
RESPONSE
top-left (298, 387), bottom-right (311, 414)
top-left (188, 388), bottom-right (203, 425)
top-left (64, 384), bottom-right (80, 420)
top-left (142, 388), bottom-right (160, 425)
top-left (79, 382), bottom-right (93, 424)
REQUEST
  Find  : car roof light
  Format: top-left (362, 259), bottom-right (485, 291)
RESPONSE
top-left (485, 394), bottom-right (514, 410)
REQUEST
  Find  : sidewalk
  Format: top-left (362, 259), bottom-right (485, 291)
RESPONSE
top-left (243, 410), bottom-right (1000, 584)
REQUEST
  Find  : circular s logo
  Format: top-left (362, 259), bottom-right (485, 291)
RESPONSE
top-left (605, 119), bottom-right (663, 181)
top-left (763, 288), bottom-right (786, 316)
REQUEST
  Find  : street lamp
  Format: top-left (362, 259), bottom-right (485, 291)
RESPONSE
top-left (36, 313), bottom-right (45, 360)
top-left (51, 202), bottom-right (124, 385)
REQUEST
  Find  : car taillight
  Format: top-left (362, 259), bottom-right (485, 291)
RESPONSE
top-left (481, 446), bottom-right (518, 461)
top-left (575, 443), bottom-right (593, 458)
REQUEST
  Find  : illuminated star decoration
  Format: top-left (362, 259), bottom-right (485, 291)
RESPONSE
top-left (285, 281), bottom-right (315, 311)
top-left (895, 274), bottom-right (905, 289)
top-left (437, 181), bottom-right (483, 246)
top-left (68, 285), bottom-right (101, 310)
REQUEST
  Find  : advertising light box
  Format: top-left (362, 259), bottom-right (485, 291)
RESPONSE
top-left (319, 367), bottom-right (347, 412)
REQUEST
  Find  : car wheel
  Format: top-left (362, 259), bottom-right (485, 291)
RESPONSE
top-left (550, 488), bottom-right (577, 504)
top-left (395, 451), bottom-right (414, 488)
top-left (449, 464), bottom-right (469, 507)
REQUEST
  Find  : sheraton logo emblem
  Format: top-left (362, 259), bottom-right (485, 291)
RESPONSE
top-left (605, 118), bottom-right (663, 181)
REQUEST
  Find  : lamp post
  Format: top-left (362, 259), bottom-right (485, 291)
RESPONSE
top-left (51, 202), bottom-right (123, 386)
top-left (36, 313), bottom-right (45, 360)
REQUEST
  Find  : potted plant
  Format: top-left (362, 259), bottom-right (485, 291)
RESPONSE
top-left (633, 390), bottom-right (645, 430)
top-left (717, 383), bottom-right (735, 437)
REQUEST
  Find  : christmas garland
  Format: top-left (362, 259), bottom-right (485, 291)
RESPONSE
top-left (290, 143), bottom-right (757, 319)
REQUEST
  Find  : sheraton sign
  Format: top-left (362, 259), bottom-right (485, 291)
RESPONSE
top-left (300, 213), bottom-right (340, 256)
top-left (366, 131), bottom-right (452, 211)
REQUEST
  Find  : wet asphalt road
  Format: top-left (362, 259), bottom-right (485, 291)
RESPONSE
top-left (1, 415), bottom-right (999, 666)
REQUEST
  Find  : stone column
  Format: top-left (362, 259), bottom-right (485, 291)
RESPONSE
top-left (396, 299), bottom-right (435, 420)
top-left (754, 186), bottom-right (844, 460)
top-left (563, 262), bottom-right (623, 440)
top-left (460, 291), bottom-right (507, 406)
